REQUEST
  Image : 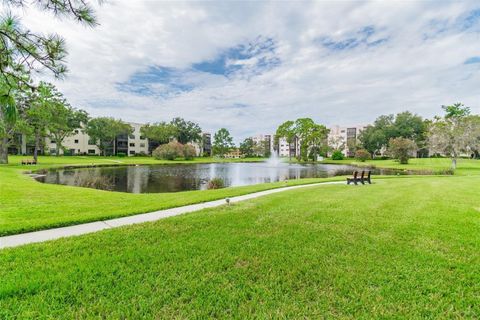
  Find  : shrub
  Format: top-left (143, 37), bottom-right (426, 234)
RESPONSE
top-left (207, 177), bottom-right (225, 189)
top-left (183, 144), bottom-right (197, 160)
top-left (355, 149), bottom-right (371, 162)
top-left (388, 137), bottom-right (417, 164)
top-left (331, 150), bottom-right (344, 160)
top-left (116, 152), bottom-right (126, 158)
top-left (152, 142), bottom-right (183, 160)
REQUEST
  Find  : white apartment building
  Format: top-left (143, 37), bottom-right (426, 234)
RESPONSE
top-left (45, 122), bottom-right (148, 156)
top-left (328, 124), bottom-right (368, 157)
top-left (46, 128), bottom-right (100, 156)
top-left (251, 134), bottom-right (275, 156)
top-left (277, 136), bottom-right (301, 158)
top-left (126, 122), bottom-right (149, 156)
top-left (43, 122), bottom-right (210, 157)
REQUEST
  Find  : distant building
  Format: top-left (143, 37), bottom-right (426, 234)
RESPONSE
top-left (202, 132), bottom-right (212, 156)
top-left (224, 148), bottom-right (242, 159)
top-left (251, 134), bottom-right (274, 157)
top-left (277, 136), bottom-right (300, 158)
top-left (328, 125), bottom-right (368, 157)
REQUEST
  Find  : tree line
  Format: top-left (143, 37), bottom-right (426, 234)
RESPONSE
top-left (274, 104), bottom-right (480, 169)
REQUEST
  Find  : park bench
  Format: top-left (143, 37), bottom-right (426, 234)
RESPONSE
top-left (347, 170), bottom-right (372, 185)
top-left (21, 159), bottom-right (37, 165)
top-left (347, 171), bottom-right (359, 185)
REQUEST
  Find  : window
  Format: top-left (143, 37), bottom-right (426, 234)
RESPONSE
top-left (140, 136), bottom-right (146, 140)
top-left (129, 151), bottom-right (135, 155)
top-left (140, 143), bottom-right (145, 148)
top-left (347, 128), bottom-right (357, 139)
top-left (88, 139), bottom-right (96, 145)
top-left (74, 130), bottom-right (79, 134)
top-left (129, 134), bottom-right (135, 139)
top-left (88, 149), bottom-right (95, 154)
top-left (51, 140), bottom-right (56, 144)
top-left (129, 143), bottom-right (135, 147)
top-left (74, 139), bottom-right (79, 144)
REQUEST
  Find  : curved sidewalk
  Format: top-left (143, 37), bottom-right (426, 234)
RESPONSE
top-left (0, 181), bottom-right (344, 249)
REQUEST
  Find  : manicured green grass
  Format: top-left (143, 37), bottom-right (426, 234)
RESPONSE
top-left (321, 157), bottom-right (480, 176)
top-left (0, 156), bottom-right (343, 236)
top-left (1, 176), bottom-right (479, 318)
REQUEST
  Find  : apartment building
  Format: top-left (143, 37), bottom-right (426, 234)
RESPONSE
top-left (201, 133), bottom-right (212, 156)
top-left (277, 136), bottom-right (300, 158)
top-left (251, 134), bottom-right (274, 156)
top-left (13, 122), bottom-right (210, 157)
top-left (328, 124), bottom-right (367, 157)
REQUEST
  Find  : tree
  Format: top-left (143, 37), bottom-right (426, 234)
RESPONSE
top-left (170, 117), bottom-right (202, 144)
top-left (212, 128), bottom-right (234, 157)
top-left (428, 104), bottom-right (479, 169)
top-left (49, 106), bottom-right (88, 156)
top-left (23, 83), bottom-right (62, 160)
top-left (275, 120), bottom-right (296, 160)
top-left (85, 117), bottom-right (133, 156)
top-left (294, 118), bottom-right (315, 161)
top-left (1, 1), bottom-right (97, 87)
top-left (359, 112), bottom-right (427, 158)
top-left (253, 139), bottom-right (268, 157)
top-left (34, 82), bottom-right (88, 156)
top-left (358, 125), bottom-right (385, 157)
top-left (140, 122), bottom-right (177, 145)
top-left (0, 0), bottom-right (97, 163)
top-left (388, 137), bottom-right (417, 164)
top-left (239, 138), bottom-right (254, 157)
top-left (328, 135), bottom-right (345, 153)
top-left (0, 76), bottom-right (19, 163)
top-left (302, 122), bottom-right (329, 161)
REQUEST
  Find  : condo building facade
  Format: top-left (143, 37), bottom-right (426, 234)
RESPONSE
top-left (328, 124), bottom-right (368, 157)
top-left (9, 122), bottom-right (212, 157)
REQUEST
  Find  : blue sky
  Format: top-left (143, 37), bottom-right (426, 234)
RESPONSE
top-left (22, 1), bottom-right (480, 142)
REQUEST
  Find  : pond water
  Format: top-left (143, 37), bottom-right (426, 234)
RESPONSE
top-left (35, 162), bottom-right (398, 193)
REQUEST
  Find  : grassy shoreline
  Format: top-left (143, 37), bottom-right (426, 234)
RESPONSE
top-left (1, 156), bottom-right (478, 236)
top-left (1, 155), bottom-right (342, 236)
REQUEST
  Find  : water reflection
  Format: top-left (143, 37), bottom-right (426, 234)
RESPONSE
top-left (36, 162), bottom-right (392, 193)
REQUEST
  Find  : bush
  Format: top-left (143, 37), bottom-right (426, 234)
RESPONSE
top-left (388, 137), bottom-right (417, 164)
top-left (355, 149), bottom-right (371, 162)
top-left (207, 177), bottom-right (225, 189)
top-left (152, 142), bottom-right (183, 160)
top-left (331, 150), bottom-right (344, 160)
top-left (116, 152), bottom-right (126, 158)
top-left (183, 144), bottom-right (197, 160)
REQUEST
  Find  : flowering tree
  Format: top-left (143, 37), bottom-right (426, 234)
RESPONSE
top-left (428, 103), bottom-right (480, 169)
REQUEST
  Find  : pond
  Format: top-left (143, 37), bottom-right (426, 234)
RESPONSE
top-left (35, 161), bottom-right (399, 193)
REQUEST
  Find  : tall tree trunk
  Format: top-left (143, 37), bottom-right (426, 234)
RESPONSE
top-left (451, 157), bottom-right (457, 170)
top-left (56, 141), bottom-right (61, 156)
top-left (0, 137), bottom-right (8, 164)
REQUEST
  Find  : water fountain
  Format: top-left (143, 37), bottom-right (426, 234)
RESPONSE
top-left (266, 151), bottom-right (282, 167)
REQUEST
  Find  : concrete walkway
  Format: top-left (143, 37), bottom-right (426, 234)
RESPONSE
top-left (0, 181), bottom-right (344, 250)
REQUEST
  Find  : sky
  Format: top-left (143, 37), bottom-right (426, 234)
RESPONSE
top-left (16, 0), bottom-right (480, 142)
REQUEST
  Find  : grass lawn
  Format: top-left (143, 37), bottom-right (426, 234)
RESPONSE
top-left (1, 176), bottom-right (479, 318)
top-left (0, 155), bottom-right (344, 236)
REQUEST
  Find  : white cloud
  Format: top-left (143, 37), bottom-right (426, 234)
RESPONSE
top-left (11, 0), bottom-right (480, 142)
